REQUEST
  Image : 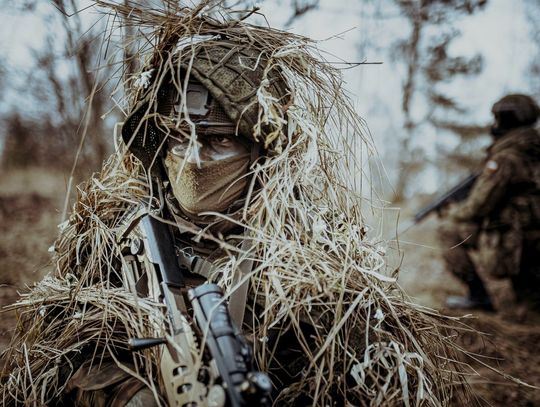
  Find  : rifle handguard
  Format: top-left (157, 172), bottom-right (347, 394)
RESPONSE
top-left (189, 284), bottom-right (272, 406)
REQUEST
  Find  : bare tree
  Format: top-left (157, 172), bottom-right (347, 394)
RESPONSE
top-left (51, 0), bottom-right (113, 168)
top-left (525, 0), bottom-right (540, 100)
top-left (390, 0), bottom-right (487, 201)
top-left (237, 0), bottom-right (488, 199)
top-left (284, 0), bottom-right (320, 27)
top-left (2, 0), bottom-right (117, 172)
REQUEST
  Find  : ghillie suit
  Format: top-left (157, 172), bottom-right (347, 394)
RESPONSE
top-left (2, 1), bottom-right (479, 406)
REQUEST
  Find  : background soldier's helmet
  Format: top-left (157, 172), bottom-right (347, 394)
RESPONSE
top-left (122, 40), bottom-right (288, 168)
top-left (491, 94), bottom-right (540, 134)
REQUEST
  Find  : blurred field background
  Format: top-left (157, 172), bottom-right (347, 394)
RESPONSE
top-left (1, 0), bottom-right (540, 405)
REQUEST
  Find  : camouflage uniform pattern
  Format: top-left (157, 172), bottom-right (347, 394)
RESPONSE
top-left (439, 126), bottom-right (540, 308)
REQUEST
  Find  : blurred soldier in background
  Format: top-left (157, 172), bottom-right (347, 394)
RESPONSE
top-left (439, 94), bottom-right (540, 311)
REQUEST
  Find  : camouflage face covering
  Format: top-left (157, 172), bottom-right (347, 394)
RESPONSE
top-left (163, 150), bottom-right (251, 217)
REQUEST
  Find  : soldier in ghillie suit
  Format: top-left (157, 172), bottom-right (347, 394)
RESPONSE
top-left (1, 2), bottom-right (482, 406)
top-left (440, 94), bottom-right (540, 312)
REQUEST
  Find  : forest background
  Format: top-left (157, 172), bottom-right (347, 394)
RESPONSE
top-left (1, 1), bottom-right (540, 405)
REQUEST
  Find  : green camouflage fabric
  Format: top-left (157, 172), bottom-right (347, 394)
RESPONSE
top-left (439, 126), bottom-right (540, 306)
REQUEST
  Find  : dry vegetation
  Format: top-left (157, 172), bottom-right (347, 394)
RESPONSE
top-left (0, 2), bottom-right (481, 404)
top-left (1, 168), bottom-right (538, 405)
top-left (0, 2), bottom-right (537, 405)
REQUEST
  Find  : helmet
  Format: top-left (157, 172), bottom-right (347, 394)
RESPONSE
top-left (491, 94), bottom-right (539, 135)
top-left (122, 40), bottom-right (288, 168)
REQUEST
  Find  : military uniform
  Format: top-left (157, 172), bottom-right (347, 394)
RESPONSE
top-left (440, 94), bottom-right (540, 310)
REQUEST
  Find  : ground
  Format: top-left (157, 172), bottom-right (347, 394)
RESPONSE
top-left (395, 208), bottom-right (540, 406)
top-left (0, 169), bottom-right (66, 352)
top-left (0, 168), bottom-right (539, 405)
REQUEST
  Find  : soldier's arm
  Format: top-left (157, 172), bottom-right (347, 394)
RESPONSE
top-left (451, 152), bottom-right (518, 222)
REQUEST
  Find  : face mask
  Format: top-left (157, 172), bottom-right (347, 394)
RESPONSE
top-left (164, 152), bottom-right (251, 217)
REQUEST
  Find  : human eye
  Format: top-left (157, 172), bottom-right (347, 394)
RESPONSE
top-left (210, 135), bottom-right (234, 148)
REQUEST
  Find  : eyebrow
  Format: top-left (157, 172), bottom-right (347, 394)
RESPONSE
top-left (168, 135), bottom-right (217, 148)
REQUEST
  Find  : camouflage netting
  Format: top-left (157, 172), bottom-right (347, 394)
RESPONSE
top-left (1, 1), bottom-right (486, 406)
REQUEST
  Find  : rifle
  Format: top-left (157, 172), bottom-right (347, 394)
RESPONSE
top-left (119, 210), bottom-right (272, 407)
top-left (413, 172), bottom-right (479, 223)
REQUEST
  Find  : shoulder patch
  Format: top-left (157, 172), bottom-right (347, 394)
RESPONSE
top-left (485, 160), bottom-right (499, 173)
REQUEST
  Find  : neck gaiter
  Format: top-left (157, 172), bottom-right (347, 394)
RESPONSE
top-left (164, 152), bottom-right (251, 217)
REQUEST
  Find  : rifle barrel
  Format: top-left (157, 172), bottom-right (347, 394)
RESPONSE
top-left (413, 172), bottom-right (479, 223)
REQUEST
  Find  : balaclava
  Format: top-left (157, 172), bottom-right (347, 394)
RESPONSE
top-left (160, 81), bottom-right (255, 219)
top-left (164, 151), bottom-right (251, 217)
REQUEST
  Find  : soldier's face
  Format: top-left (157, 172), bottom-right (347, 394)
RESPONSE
top-left (164, 82), bottom-right (250, 163)
top-left (168, 134), bottom-right (249, 163)
top-left (163, 134), bottom-right (253, 216)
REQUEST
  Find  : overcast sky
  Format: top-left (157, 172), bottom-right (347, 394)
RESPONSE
top-left (256, 0), bottom-right (535, 131)
top-left (2, 1), bottom-right (534, 113)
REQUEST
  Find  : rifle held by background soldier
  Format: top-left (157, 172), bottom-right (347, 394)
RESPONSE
top-left (413, 172), bottom-right (480, 223)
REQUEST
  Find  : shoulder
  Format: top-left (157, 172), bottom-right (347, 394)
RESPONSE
top-left (488, 127), bottom-right (539, 167)
top-left (481, 148), bottom-right (519, 177)
top-left (490, 127), bottom-right (540, 156)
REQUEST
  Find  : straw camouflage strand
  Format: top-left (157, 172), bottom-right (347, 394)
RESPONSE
top-left (1, 155), bottom-right (166, 404)
top-left (1, 1), bottom-right (483, 406)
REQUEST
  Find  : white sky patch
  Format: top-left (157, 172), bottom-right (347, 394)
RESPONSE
top-left (1, 10), bottom-right (48, 66)
top-left (444, 0), bottom-right (535, 123)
